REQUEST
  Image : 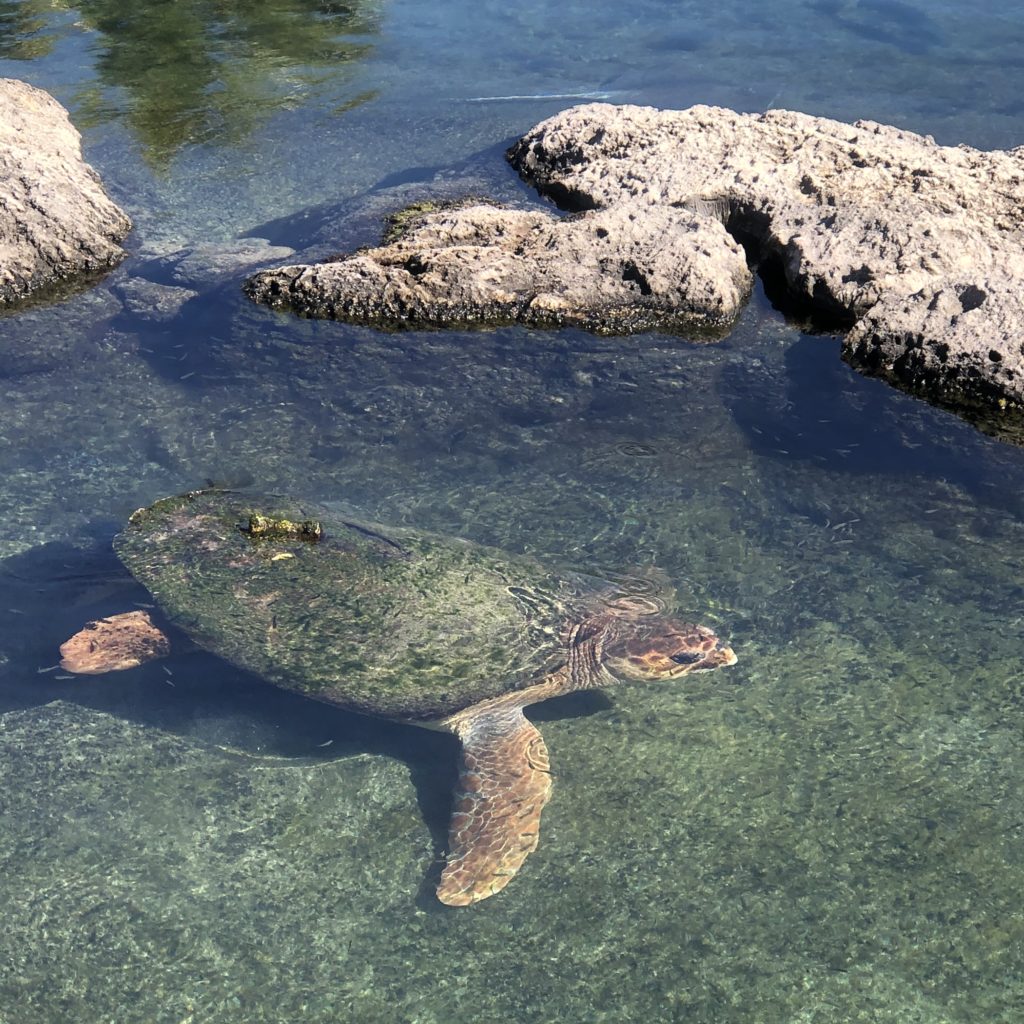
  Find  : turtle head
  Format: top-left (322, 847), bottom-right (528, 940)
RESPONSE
top-left (599, 604), bottom-right (737, 682)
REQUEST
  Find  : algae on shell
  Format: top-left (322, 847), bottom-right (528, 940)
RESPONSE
top-left (116, 490), bottom-right (604, 720)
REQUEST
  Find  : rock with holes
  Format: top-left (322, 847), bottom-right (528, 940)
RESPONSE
top-left (59, 489), bottom-right (736, 906)
top-left (247, 102), bottom-right (1024, 435)
top-left (508, 103), bottom-right (1024, 431)
top-left (1, 79), bottom-right (131, 308)
top-left (245, 198), bottom-right (750, 335)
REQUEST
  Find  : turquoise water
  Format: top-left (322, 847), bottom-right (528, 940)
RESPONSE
top-left (2, 1), bottom-right (1024, 1021)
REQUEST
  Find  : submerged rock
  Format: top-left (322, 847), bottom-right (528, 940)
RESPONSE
top-left (136, 237), bottom-right (297, 291)
top-left (246, 102), bottom-right (1024, 434)
top-left (0, 79), bottom-right (131, 308)
top-left (115, 237), bottom-right (295, 321)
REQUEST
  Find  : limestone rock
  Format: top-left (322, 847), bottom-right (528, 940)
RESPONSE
top-left (509, 103), bottom-right (1024, 423)
top-left (246, 101), bottom-right (1024, 431)
top-left (0, 78), bottom-right (131, 307)
top-left (246, 198), bottom-right (751, 334)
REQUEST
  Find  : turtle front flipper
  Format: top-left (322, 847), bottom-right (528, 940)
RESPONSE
top-left (59, 610), bottom-right (171, 674)
top-left (437, 704), bottom-right (553, 906)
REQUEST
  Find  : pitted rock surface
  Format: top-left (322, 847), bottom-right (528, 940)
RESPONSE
top-left (509, 103), bottom-right (1024, 418)
top-left (246, 198), bottom-right (750, 334)
top-left (246, 101), bottom-right (1024, 428)
top-left (0, 78), bottom-right (131, 307)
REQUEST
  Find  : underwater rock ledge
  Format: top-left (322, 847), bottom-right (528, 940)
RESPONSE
top-left (246, 102), bottom-right (1024, 429)
top-left (0, 79), bottom-right (131, 308)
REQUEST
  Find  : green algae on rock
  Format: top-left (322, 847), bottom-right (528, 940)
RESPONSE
top-left (244, 512), bottom-right (323, 542)
top-left (381, 199), bottom-right (475, 245)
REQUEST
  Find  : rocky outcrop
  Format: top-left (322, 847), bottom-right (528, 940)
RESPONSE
top-left (245, 102), bottom-right (1024, 428)
top-left (509, 104), bottom-right (1024, 425)
top-left (0, 78), bottom-right (131, 307)
top-left (245, 198), bottom-right (750, 334)
top-left (240, 140), bottom-right (742, 334)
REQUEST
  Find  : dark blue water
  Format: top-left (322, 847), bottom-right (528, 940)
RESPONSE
top-left (2, 1), bottom-right (1024, 1021)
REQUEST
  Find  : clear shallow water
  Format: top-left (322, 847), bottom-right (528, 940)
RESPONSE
top-left (2, 1), bottom-right (1024, 1021)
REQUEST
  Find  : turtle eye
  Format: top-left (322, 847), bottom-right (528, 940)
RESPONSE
top-left (670, 651), bottom-right (702, 665)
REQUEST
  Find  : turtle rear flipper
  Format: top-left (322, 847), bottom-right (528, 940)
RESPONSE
top-left (59, 610), bottom-right (170, 674)
top-left (437, 703), bottom-right (552, 906)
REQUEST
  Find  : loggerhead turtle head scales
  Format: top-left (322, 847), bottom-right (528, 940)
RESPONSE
top-left (601, 612), bottom-right (738, 682)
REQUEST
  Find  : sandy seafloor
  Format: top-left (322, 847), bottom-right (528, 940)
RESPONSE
top-left (2, 0), bottom-right (1024, 1020)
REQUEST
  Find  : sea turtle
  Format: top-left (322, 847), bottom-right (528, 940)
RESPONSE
top-left (60, 490), bottom-right (737, 906)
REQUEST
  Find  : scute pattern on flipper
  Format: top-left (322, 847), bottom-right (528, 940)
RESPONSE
top-left (437, 704), bottom-right (552, 906)
top-left (59, 610), bottom-right (170, 674)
